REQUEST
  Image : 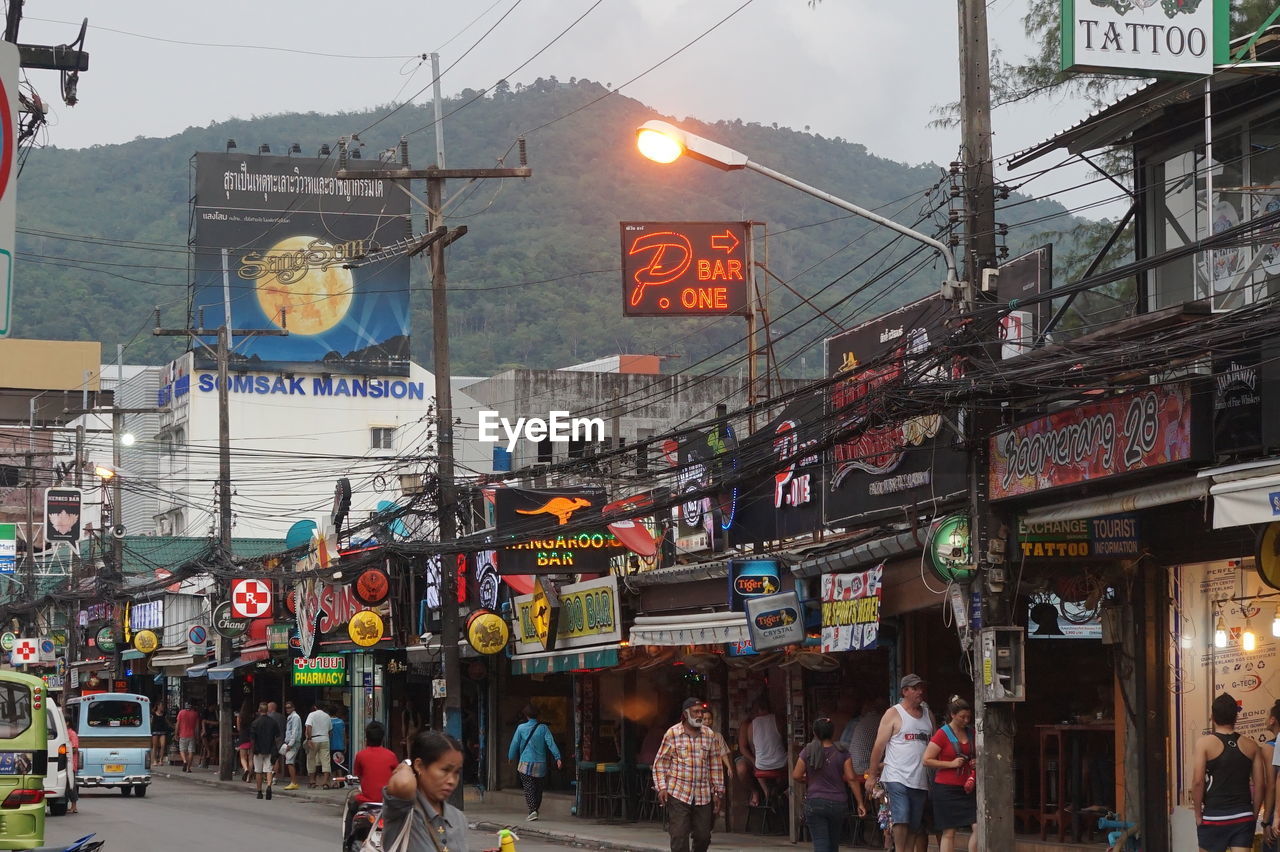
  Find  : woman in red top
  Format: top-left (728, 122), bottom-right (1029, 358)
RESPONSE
top-left (922, 696), bottom-right (977, 852)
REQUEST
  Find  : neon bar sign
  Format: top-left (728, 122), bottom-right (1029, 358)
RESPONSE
top-left (620, 221), bottom-right (751, 316)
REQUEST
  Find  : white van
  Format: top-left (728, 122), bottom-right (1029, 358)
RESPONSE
top-left (43, 697), bottom-right (74, 816)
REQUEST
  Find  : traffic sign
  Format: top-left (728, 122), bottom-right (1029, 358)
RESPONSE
top-left (620, 221), bottom-right (751, 316)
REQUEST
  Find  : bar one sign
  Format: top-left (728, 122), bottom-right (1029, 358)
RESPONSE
top-left (989, 383), bottom-right (1205, 501)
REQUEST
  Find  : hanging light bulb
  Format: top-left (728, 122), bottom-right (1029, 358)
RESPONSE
top-left (1243, 617), bottom-right (1258, 652)
top-left (1215, 614), bottom-right (1228, 649)
top-left (1272, 605), bottom-right (1280, 638)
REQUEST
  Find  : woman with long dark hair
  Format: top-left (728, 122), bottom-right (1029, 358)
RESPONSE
top-left (923, 696), bottom-right (977, 852)
top-left (383, 731), bottom-right (468, 852)
top-left (792, 716), bottom-right (867, 852)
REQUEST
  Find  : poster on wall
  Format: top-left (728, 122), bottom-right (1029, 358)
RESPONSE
top-left (191, 152), bottom-right (411, 375)
top-left (1169, 558), bottom-right (1279, 807)
top-left (820, 564), bottom-right (883, 652)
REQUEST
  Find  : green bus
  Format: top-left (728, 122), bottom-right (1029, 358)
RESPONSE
top-left (0, 672), bottom-right (47, 849)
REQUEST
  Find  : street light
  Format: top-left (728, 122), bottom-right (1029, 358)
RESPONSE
top-left (635, 119), bottom-right (959, 290)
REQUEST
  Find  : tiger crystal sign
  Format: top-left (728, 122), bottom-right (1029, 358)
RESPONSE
top-left (1060, 0), bottom-right (1229, 78)
top-left (292, 655), bottom-right (347, 686)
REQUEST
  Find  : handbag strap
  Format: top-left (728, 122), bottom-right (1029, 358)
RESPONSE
top-left (941, 724), bottom-right (970, 758)
top-left (514, 722), bottom-right (543, 761)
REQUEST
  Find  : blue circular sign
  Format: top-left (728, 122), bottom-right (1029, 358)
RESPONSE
top-left (38, 639), bottom-right (54, 655)
top-left (188, 625), bottom-right (207, 645)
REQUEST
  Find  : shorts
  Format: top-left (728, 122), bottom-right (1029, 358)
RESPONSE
top-left (281, 746), bottom-right (298, 764)
top-left (178, 737), bottom-right (196, 753)
top-left (252, 753), bottom-right (274, 773)
top-left (883, 781), bottom-right (927, 832)
top-left (1197, 820), bottom-right (1255, 852)
top-left (307, 746), bottom-right (331, 774)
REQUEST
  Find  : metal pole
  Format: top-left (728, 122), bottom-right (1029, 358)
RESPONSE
top-left (1204, 78), bottom-right (1214, 305)
top-left (216, 325), bottom-right (234, 781)
top-left (745, 223), bottom-right (758, 434)
top-left (431, 53), bottom-right (445, 169)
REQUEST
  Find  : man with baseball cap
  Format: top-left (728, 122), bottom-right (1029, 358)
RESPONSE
top-left (866, 674), bottom-right (934, 852)
top-left (652, 697), bottom-right (726, 852)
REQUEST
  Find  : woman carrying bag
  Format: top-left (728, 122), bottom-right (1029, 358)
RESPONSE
top-left (792, 717), bottom-right (867, 852)
top-left (382, 731), bottom-right (468, 852)
top-left (507, 704), bottom-right (562, 821)
top-left (923, 696), bottom-right (978, 852)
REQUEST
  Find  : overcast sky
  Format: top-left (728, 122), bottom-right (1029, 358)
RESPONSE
top-left (17, 0), bottom-right (1113, 216)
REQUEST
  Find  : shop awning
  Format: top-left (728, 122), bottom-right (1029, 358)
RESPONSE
top-left (207, 657), bottom-right (257, 680)
top-left (69, 659), bottom-right (111, 670)
top-left (509, 645), bottom-right (620, 675)
top-left (185, 661), bottom-right (213, 678)
top-left (1019, 475), bottom-right (1207, 525)
top-left (120, 649), bottom-right (146, 661)
top-left (1210, 468), bottom-right (1280, 529)
top-left (150, 650), bottom-right (198, 672)
top-left (630, 612), bottom-right (749, 646)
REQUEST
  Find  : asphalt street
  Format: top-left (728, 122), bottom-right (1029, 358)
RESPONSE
top-left (41, 777), bottom-right (573, 852)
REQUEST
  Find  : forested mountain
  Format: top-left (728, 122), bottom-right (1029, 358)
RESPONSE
top-left (13, 78), bottom-right (1081, 376)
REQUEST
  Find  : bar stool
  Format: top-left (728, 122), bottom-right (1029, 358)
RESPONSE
top-left (634, 765), bottom-right (660, 822)
top-left (745, 785), bottom-right (788, 835)
top-left (1039, 727), bottom-right (1066, 841)
top-left (595, 762), bottom-right (627, 820)
top-left (576, 761), bottom-right (599, 819)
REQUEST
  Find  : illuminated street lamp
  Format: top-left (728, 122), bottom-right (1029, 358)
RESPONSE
top-left (636, 119), bottom-right (959, 290)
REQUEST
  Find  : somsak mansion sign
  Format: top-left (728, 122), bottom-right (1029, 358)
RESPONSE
top-left (989, 383), bottom-right (1208, 501)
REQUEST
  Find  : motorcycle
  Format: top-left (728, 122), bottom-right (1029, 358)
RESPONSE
top-left (31, 834), bottom-right (104, 852)
top-left (344, 801), bottom-right (383, 852)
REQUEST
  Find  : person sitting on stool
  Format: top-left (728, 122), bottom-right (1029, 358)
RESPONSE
top-left (736, 699), bottom-right (787, 806)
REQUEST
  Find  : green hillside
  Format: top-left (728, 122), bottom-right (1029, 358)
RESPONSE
top-left (12, 79), bottom-right (1081, 377)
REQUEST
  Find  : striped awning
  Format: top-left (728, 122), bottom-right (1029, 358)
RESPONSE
top-left (630, 612), bottom-right (749, 647)
top-left (510, 646), bottom-right (619, 676)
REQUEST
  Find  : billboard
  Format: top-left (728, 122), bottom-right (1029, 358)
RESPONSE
top-left (733, 391), bottom-right (824, 543)
top-left (997, 245), bottom-right (1050, 358)
top-left (495, 488), bottom-right (624, 574)
top-left (191, 152), bottom-right (411, 375)
top-left (824, 295), bottom-right (967, 526)
top-left (620, 222), bottom-right (750, 316)
top-left (44, 488), bottom-right (82, 544)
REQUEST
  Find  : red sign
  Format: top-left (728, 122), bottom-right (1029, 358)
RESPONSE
top-left (231, 579), bottom-right (272, 619)
top-left (620, 221), bottom-right (750, 316)
top-left (989, 384), bottom-right (1201, 500)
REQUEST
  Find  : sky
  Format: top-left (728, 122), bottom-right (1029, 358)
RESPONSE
top-left (14, 0), bottom-right (1115, 217)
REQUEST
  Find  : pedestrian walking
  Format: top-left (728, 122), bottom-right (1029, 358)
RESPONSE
top-left (1192, 692), bottom-right (1265, 852)
top-left (866, 673), bottom-right (935, 852)
top-left (793, 716), bottom-right (867, 852)
top-left (250, 702), bottom-right (280, 800)
top-left (175, 701), bottom-right (201, 773)
top-left (652, 698), bottom-right (725, 852)
top-left (65, 715), bottom-right (79, 815)
top-left (236, 707), bottom-right (254, 782)
top-left (506, 704), bottom-right (562, 822)
top-left (305, 701), bottom-right (333, 789)
top-left (923, 696), bottom-right (977, 852)
top-left (281, 700), bottom-right (303, 790)
top-left (383, 731), bottom-right (468, 852)
top-left (266, 701), bottom-right (285, 782)
top-left (151, 701), bottom-right (173, 767)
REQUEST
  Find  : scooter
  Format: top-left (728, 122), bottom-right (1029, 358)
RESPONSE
top-left (30, 835), bottom-right (103, 852)
top-left (344, 801), bottom-right (383, 852)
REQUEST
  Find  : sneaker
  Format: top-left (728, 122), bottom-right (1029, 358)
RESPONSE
top-left (527, 811), bottom-right (538, 821)
top-left (265, 787), bottom-right (272, 801)
top-left (257, 791), bottom-right (264, 799)
top-left (283, 783), bottom-right (299, 790)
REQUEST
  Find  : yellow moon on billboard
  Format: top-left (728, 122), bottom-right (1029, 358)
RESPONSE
top-left (253, 236), bottom-right (354, 335)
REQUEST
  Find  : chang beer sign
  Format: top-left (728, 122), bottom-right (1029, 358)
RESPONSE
top-left (1061, 0), bottom-right (1229, 77)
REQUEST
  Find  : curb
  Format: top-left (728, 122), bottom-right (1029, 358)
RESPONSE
top-left (471, 819), bottom-right (668, 852)
top-left (152, 768), bottom-right (347, 809)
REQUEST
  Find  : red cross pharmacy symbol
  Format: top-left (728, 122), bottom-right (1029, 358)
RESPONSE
top-left (11, 642), bottom-right (35, 663)
top-left (230, 579), bottom-right (272, 619)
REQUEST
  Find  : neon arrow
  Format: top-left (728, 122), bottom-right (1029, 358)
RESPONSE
top-left (710, 230), bottom-right (739, 253)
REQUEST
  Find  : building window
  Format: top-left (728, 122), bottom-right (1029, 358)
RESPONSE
top-left (536, 437), bottom-right (552, 464)
top-left (371, 427), bottom-right (395, 450)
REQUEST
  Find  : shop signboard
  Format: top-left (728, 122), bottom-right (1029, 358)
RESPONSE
top-left (1016, 514), bottom-right (1142, 559)
top-left (728, 559), bottom-right (782, 612)
top-left (265, 623), bottom-right (290, 651)
top-left (745, 591), bottom-right (805, 651)
top-left (670, 422), bottom-right (737, 553)
top-left (43, 488), bottom-right (82, 544)
top-left (191, 152), bottom-right (411, 375)
top-left (0, 523), bottom-right (14, 574)
top-left (495, 488), bottom-right (624, 574)
top-left (824, 295), bottom-right (967, 526)
top-left (1213, 350), bottom-right (1262, 457)
top-left (733, 392), bottom-right (824, 543)
top-left (989, 383), bottom-right (1208, 501)
top-left (997, 246), bottom-right (1050, 358)
top-left (1060, 0), bottom-right (1226, 78)
top-left (465, 610), bottom-right (510, 655)
top-left (820, 564), bottom-right (883, 653)
top-left (129, 600), bottom-right (163, 632)
top-left (292, 655), bottom-right (347, 687)
top-left (620, 221), bottom-right (751, 316)
top-left (511, 575), bottom-right (621, 655)
top-left (295, 578), bottom-right (392, 652)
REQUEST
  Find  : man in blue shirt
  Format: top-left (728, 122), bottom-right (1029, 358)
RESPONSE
top-left (507, 704), bottom-right (562, 821)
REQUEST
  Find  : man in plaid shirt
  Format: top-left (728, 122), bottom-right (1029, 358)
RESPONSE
top-left (653, 698), bottom-right (726, 852)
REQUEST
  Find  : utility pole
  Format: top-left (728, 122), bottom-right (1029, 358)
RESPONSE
top-left (957, 1), bottom-right (1012, 849)
top-left (339, 150), bottom-right (530, 810)
top-left (154, 322), bottom-right (286, 781)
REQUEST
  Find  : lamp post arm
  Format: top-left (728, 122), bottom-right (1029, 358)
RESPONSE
top-left (743, 159), bottom-right (959, 286)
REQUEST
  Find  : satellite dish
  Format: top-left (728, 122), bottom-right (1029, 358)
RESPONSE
top-left (285, 520), bottom-right (318, 550)
top-left (376, 500), bottom-right (409, 539)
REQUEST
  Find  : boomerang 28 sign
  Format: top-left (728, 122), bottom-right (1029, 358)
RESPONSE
top-left (620, 222), bottom-right (750, 316)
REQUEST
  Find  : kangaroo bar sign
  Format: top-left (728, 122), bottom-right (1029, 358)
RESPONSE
top-left (495, 487), bottom-right (624, 574)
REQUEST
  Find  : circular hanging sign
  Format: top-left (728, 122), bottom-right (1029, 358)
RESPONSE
top-left (353, 568), bottom-right (390, 606)
top-left (96, 627), bottom-right (117, 652)
top-left (348, 610), bottom-right (384, 647)
top-left (212, 601), bottom-right (249, 639)
top-left (188, 625), bottom-right (208, 645)
top-left (1257, 522), bottom-right (1280, 591)
top-left (0, 632), bottom-right (14, 652)
top-left (133, 629), bottom-right (159, 655)
top-left (230, 578), bottom-right (273, 619)
top-left (927, 514), bottom-right (976, 584)
top-left (465, 610), bottom-right (510, 655)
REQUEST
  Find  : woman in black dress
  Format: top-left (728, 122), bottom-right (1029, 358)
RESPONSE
top-left (922, 696), bottom-right (977, 852)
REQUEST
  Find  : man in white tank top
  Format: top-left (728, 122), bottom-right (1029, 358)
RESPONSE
top-left (736, 700), bottom-right (788, 805)
top-left (865, 674), bottom-right (934, 852)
